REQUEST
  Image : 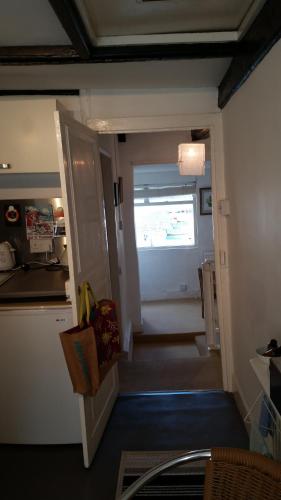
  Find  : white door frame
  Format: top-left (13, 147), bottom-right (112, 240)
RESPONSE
top-left (88, 113), bottom-right (233, 392)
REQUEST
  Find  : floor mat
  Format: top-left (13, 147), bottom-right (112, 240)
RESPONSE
top-left (116, 450), bottom-right (206, 499)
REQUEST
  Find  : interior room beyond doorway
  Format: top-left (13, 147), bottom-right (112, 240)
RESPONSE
top-left (133, 157), bottom-right (215, 345)
top-left (115, 129), bottom-right (222, 391)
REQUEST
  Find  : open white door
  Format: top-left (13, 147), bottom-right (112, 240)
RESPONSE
top-left (55, 110), bottom-right (119, 467)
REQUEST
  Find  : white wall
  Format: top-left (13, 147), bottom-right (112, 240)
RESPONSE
top-left (118, 130), bottom-right (213, 330)
top-left (135, 164), bottom-right (213, 301)
top-left (81, 87), bottom-right (219, 122)
top-left (223, 39), bottom-right (281, 409)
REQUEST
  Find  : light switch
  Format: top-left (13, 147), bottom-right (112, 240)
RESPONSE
top-left (219, 199), bottom-right (230, 216)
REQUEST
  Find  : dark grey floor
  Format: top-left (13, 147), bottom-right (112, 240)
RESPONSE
top-left (0, 391), bottom-right (248, 500)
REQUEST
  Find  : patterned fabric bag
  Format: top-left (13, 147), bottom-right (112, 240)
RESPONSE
top-left (90, 299), bottom-right (121, 368)
top-left (83, 282), bottom-right (121, 370)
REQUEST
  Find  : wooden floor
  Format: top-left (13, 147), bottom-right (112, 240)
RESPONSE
top-left (120, 298), bottom-right (222, 394)
top-left (119, 354), bottom-right (223, 393)
top-left (133, 339), bottom-right (200, 361)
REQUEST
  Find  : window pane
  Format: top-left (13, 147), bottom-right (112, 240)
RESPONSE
top-left (149, 194), bottom-right (194, 203)
top-left (134, 202), bottom-right (195, 248)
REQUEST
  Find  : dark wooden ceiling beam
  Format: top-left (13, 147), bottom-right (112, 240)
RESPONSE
top-left (0, 42), bottom-right (239, 65)
top-left (90, 42), bottom-right (239, 62)
top-left (0, 46), bottom-right (79, 65)
top-left (48, 0), bottom-right (92, 59)
top-left (0, 89), bottom-right (80, 96)
top-left (218, 0), bottom-right (281, 109)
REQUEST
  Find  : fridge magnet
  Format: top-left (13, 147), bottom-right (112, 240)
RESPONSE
top-left (25, 205), bottom-right (54, 239)
top-left (4, 204), bottom-right (21, 226)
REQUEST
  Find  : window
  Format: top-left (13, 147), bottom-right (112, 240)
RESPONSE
top-left (134, 187), bottom-right (196, 248)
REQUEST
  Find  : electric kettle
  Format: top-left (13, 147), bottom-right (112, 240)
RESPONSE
top-left (0, 241), bottom-right (16, 271)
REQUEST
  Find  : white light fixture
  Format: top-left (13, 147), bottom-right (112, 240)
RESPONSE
top-left (178, 143), bottom-right (205, 176)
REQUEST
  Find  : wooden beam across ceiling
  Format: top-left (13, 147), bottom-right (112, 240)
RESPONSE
top-left (48, 0), bottom-right (92, 59)
top-left (218, 0), bottom-right (281, 109)
top-left (0, 42), bottom-right (239, 65)
top-left (90, 42), bottom-right (238, 62)
top-left (0, 89), bottom-right (80, 96)
top-left (0, 46), bottom-right (79, 65)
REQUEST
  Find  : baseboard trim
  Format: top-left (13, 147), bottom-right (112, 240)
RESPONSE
top-left (133, 331), bottom-right (205, 344)
top-left (232, 373), bottom-right (251, 435)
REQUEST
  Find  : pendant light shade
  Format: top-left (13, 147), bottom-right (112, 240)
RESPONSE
top-left (178, 143), bottom-right (205, 176)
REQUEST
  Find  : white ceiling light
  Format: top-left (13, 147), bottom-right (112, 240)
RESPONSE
top-left (178, 143), bottom-right (205, 176)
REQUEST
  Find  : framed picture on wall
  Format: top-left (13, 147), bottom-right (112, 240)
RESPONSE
top-left (200, 187), bottom-right (212, 215)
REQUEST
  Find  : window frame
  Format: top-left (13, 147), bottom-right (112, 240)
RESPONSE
top-left (134, 192), bottom-right (198, 250)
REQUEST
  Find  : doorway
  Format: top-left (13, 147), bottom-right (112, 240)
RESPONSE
top-left (133, 161), bottom-right (212, 339)
top-left (93, 112), bottom-right (232, 392)
top-left (113, 129), bottom-right (221, 391)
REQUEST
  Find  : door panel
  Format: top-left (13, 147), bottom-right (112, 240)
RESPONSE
top-left (79, 364), bottom-right (119, 468)
top-left (55, 111), bottom-right (119, 467)
top-left (58, 120), bottom-right (110, 305)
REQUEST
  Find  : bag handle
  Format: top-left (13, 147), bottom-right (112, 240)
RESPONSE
top-left (78, 281), bottom-right (98, 327)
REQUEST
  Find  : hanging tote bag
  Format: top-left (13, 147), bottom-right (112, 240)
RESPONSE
top-left (59, 283), bottom-right (100, 396)
top-left (84, 282), bottom-right (121, 375)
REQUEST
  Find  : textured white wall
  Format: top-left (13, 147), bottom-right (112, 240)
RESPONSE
top-left (81, 88), bottom-right (218, 121)
top-left (223, 38), bottom-right (281, 409)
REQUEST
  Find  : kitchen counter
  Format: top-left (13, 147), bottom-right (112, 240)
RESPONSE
top-left (0, 299), bottom-right (71, 310)
top-left (0, 267), bottom-right (68, 301)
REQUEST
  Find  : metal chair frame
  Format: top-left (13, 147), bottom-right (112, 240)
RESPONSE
top-left (120, 449), bottom-right (211, 500)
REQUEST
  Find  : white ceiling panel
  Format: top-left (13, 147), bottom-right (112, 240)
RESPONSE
top-left (0, 0), bottom-right (70, 46)
top-left (0, 58), bottom-right (230, 89)
top-left (82, 0), bottom-right (256, 37)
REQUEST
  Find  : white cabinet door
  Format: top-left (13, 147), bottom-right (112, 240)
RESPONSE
top-left (0, 99), bottom-right (60, 173)
top-left (55, 111), bottom-right (119, 468)
top-left (0, 307), bottom-right (81, 444)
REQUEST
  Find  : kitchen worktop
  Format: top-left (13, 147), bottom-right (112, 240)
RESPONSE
top-left (0, 267), bottom-right (69, 301)
top-left (0, 299), bottom-right (71, 310)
